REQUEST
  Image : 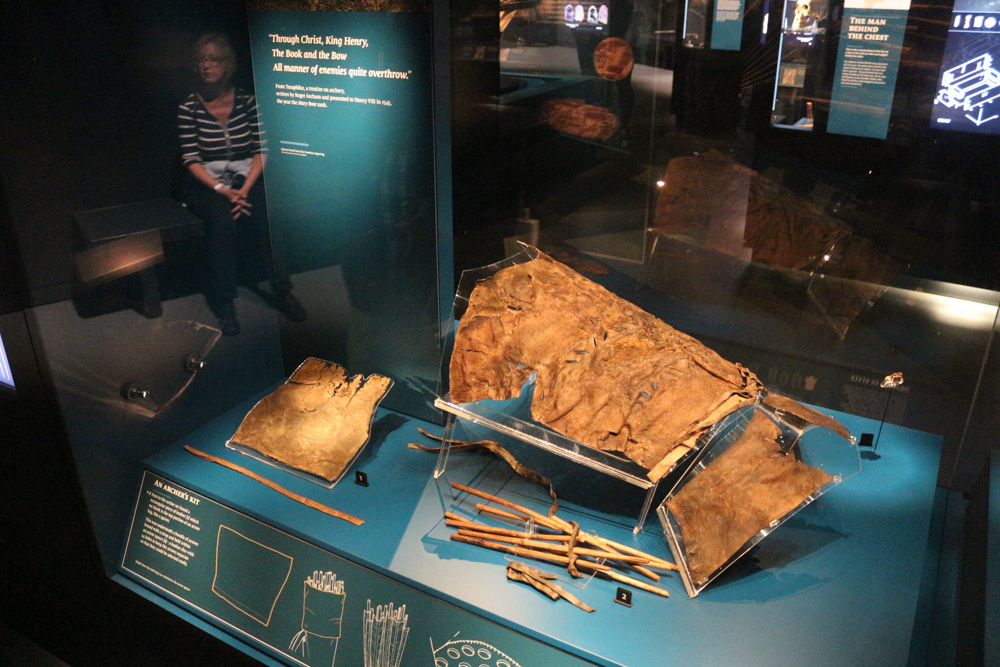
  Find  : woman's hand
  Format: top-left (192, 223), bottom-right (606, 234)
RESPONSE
top-left (218, 185), bottom-right (252, 219)
top-left (231, 199), bottom-right (252, 219)
top-left (186, 163), bottom-right (254, 219)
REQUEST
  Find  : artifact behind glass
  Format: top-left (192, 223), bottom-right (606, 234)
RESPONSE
top-left (228, 357), bottom-right (393, 488)
top-left (658, 404), bottom-right (861, 597)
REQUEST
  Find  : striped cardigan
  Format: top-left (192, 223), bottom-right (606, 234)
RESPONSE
top-left (177, 90), bottom-right (266, 166)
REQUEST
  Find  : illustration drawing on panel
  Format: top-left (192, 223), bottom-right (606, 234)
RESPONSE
top-left (935, 53), bottom-right (1000, 126)
top-left (212, 525), bottom-right (293, 627)
top-left (362, 600), bottom-right (409, 667)
top-left (289, 571), bottom-right (346, 666)
top-left (430, 632), bottom-right (523, 667)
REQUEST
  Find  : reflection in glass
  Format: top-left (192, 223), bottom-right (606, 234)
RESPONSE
top-left (771, 0), bottom-right (829, 129)
top-left (0, 329), bottom-right (13, 389)
top-left (178, 33), bottom-right (306, 337)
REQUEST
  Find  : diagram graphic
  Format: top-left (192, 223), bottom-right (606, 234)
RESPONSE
top-left (430, 632), bottom-right (523, 667)
top-left (288, 571), bottom-right (346, 666)
top-left (935, 53), bottom-right (1000, 126)
top-left (362, 600), bottom-right (409, 667)
top-left (212, 526), bottom-right (293, 627)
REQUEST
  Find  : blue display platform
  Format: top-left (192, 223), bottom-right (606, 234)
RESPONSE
top-left (131, 392), bottom-right (944, 667)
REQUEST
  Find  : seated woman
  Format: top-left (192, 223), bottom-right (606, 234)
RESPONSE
top-left (178, 32), bottom-right (305, 335)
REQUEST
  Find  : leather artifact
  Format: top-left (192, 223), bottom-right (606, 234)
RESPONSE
top-left (666, 411), bottom-right (834, 585)
top-left (449, 250), bottom-right (767, 481)
top-left (231, 358), bottom-right (392, 483)
top-left (540, 98), bottom-right (619, 140)
top-left (593, 37), bottom-right (634, 81)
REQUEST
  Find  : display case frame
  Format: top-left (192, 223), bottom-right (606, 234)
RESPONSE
top-left (2, 0), bottom-right (998, 664)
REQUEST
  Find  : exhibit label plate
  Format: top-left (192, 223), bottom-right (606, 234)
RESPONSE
top-left (120, 471), bottom-right (594, 667)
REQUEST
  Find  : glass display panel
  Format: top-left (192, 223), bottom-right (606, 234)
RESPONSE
top-left (0, 329), bottom-right (13, 389)
top-left (454, 0), bottom-right (669, 265)
top-left (3, 0), bottom-right (1000, 652)
top-left (0, 1), bottom-right (450, 575)
top-left (2, 2), bottom-right (1000, 666)
top-left (658, 403), bottom-right (860, 597)
top-left (450, 0), bottom-right (1000, 496)
top-left (771, 0), bottom-right (830, 130)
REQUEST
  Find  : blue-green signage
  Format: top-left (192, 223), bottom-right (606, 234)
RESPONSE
top-left (827, 2), bottom-right (911, 139)
top-left (246, 9), bottom-right (445, 424)
top-left (711, 0), bottom-right (746, 50)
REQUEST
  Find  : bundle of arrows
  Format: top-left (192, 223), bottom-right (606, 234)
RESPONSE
top-left (362, 600), bottom-right (409, 667)
top-left (446, 482), bottom-right (676, 599)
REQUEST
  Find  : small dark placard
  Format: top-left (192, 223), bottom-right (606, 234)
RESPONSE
top-left (355, 471), bottom-right (369, 487)
top-left (859, 433), bottom-right (874, 447)
top-left (615, 587), bottom-right (633, 607)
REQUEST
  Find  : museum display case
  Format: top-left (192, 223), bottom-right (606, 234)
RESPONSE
top-left (1, 0), bottom-right (999, 665)
top-left (457, 0), bottom-right (1000, 494)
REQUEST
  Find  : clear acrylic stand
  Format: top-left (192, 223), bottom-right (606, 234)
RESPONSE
top-left (435, 246), bottom-right (668, 533)
top-left (658, 403), bottom-right (861, 597)
top-left (433, 393), bottom-right (661, 534)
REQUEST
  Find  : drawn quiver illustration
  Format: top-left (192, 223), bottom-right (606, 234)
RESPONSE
top-left (289, 572), bottom-right (345, 664)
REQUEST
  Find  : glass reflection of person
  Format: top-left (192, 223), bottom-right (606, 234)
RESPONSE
top-left (178, 33), bottom-right (305, 336)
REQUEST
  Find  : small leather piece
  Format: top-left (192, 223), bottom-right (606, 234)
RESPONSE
top-left (231, 358), bottom-right (392, 482)
top-left (409, 428), bottom-right (560, 516)
top-left (666, 411), bottom-right (834, 585)
top-left (506, 561), bottom-right (596, 612)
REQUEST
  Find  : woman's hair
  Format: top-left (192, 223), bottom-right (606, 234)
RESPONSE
top-left (192, 33), bottom-right (237, 75)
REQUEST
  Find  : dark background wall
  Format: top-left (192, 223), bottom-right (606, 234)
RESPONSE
top-left (0, 0), bottom-right (254, 305)
top-left (0, 2), bottom-right (273, 664)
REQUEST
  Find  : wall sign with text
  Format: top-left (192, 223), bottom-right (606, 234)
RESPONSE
top-left (247, 8), bottom-right (445, 424)
top-left (827, 0), bottom-right (911, 139)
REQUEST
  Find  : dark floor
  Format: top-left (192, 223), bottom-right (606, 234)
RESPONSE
top-left (0, 622), bottom-right (69, 667)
